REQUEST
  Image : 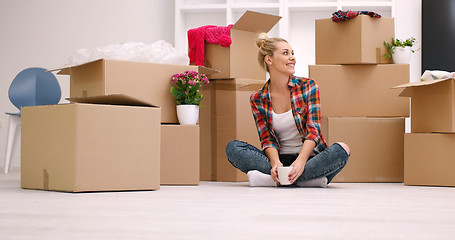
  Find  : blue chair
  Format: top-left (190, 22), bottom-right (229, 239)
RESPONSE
top-left (4, 68), bottom-right (61, 173)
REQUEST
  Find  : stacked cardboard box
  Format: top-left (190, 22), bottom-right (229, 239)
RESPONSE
top-left (199, 11), bottom-right (280, 182)
top-left (310, 16), bottom-right (409, 182)
top-left (21, 59), bottom-right (214, 192)
top-left (394, 78), bottom-right (455, 187)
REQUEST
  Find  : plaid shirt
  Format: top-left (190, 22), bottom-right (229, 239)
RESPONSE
top-left (250, 75), bottom-right (327, 155)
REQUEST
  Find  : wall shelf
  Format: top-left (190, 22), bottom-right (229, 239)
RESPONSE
top-left (175, 0), bottom-right (395, 76)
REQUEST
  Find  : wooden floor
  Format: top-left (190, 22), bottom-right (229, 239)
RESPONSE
top-left (1, 169), bottom-right (455, 239)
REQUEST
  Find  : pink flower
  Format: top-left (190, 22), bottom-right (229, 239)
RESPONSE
top-left (185, 91), bottom-right (188, 94)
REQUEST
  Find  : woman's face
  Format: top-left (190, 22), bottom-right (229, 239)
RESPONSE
top-left (266, 41), bottom-right (296, 76)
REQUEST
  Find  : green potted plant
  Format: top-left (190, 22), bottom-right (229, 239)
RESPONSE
top-left (383, 37), bottom-right (420, 64)
top-left (170, 70), bottom-right (209, 125)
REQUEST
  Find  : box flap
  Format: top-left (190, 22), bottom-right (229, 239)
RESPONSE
top-left (197, 66), bottom-right (219, 75)
top-left (67, 94), bottom-right (158, 107)
top-left (215, 78), bottom-right (265, 91)
top-left (392, 78), bottom-right (454, 97)
top-left (232, 10), bottom-right (281, 33)
top-left (50, 59), bottom-right (217, 76)
top-left (47, 59), bottom-right (104, 75)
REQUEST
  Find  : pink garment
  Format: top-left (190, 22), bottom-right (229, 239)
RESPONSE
top-left (188, 24), bottom-right (233, 66)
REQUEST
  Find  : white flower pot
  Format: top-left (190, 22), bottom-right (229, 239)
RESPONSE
top-left (392, 46), bottom-right (411, 64)
top-left (176, 105), bottom-right (199, 125)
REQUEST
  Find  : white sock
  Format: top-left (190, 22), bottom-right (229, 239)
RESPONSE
top-left (247, 170), bottom-right (277, 187)
top-left (296, 177), bottom-right (328, 188)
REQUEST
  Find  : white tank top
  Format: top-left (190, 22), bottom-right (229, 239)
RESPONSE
top-left (271, 109), bottom-right (303, 154)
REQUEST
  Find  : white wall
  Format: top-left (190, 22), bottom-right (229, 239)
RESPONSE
top-left (396, 0), bottom-right (422, 133)
top-left (0, 0), bottom-right (422, 170)
top-left (396, 0), bottom-right (422, 83)
top-left (0, 0), bottom-right (175, 169)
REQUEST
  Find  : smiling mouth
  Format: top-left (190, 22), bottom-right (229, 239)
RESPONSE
top-left (287, 63), bottom-right (295, 67)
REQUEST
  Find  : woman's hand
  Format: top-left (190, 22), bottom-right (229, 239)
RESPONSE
top-left (289, 159), bottom-right (306, 184)
top-left (270, 160), bottom-right (283, 183)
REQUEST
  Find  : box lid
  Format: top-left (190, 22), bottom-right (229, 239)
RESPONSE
top-left (67, 94), bottom-right (158, 107)
top-left (232, 10), bottom-right (281, 33)
top-left (48, 59), bottom-right (103, 75)
top-left (392, 78), bottom-right (454, 97)
top-left (48, 58), bottom-right (219, 76)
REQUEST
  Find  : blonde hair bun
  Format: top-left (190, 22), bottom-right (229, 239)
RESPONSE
top-left (256, 32), bottom-right (269, 48)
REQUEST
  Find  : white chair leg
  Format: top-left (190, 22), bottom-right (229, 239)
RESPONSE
top-left (4, 115), bottom-right (20, 174)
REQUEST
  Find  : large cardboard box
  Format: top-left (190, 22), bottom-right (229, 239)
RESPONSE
top-left (50, 59), bottom-right (216, 123)
top-left (213, 78), bottom-right (264, 182)
top-left (21, 101), bottom-right (161, 192)
top-left (309, 64), bottom-right (409, 117)
top-left (205, 11), bottom-right (281, 80)
top-left (321, 117), bottom-right (405, 182)
top-left (315, 15), bottom-right (394, 64)
top-left (404, 133), bottom-right (455, 187)
top-left (161, 124), bottom-right (200, 185)
top-left (393, 78), bottom-right (455, 133)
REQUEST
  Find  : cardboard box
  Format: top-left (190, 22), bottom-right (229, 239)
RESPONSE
top-left (21, 100), bottom-right (161, 192)
top-left (213, 78), bottom-right (265, 182)
top-left (405, 133), bottom-right (455, 187)
top-left (204, 11), bottom-right (281, 79)
top-left (315, 15), bottom-right (394, 64)
top-left (161, 124), bottom-right (200, 185)
top-left (199, 78), bottom-right (265, 182)
top-left (393, 78), bottom-right (455, 133)
top-left (321, 117), bottom-right (405, 182)
top-left (309, 64), bottom-right (409, 117)
top-left (50, 59), bottom-right (216, 123)
top-left (199, 82), bottom-right (216, 181)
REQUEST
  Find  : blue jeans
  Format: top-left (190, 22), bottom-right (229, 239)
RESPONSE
top-left (225, 140), bottom-right (349, 184)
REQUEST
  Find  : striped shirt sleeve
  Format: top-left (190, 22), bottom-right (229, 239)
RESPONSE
top-left (304, 80), bottom-right (322, 145)
top-left (250, 92), bottom-right (279, 151)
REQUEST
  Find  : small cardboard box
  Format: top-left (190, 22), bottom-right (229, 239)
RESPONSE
top-left (321, 117), bottom-right (405, 182)
top-left (393, 78), bottom-right (455, 133)
top-left (204, 11), bottom-right (281, 80)
top-left (309, 64), bottom-right (409, 117)
top-left (21, 98), bottom-right (161, 192)
top-left (161, 124), bottom-right (200, 185)
top-left (404, 133), bottom-right (455, 187)
top-left (50, 59), bottom-right (216, 123)
top-left (315, 15), bottom-right (394, 64)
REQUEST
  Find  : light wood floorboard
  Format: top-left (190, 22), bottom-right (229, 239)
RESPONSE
top-left (1, 169), bottom-right (455, 239)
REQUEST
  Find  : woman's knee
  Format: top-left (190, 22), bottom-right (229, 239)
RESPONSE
top-left (226, 140), bottom-right (241, 153)
top-left (336, 142), bottom-right (350, 155)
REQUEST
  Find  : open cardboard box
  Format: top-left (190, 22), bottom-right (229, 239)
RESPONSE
top-left (309, 64), bottom-right (410, 117)
top-left (49, 59), bottom-right (217, 123)
top-left (315, 15), bottom-right (394, 64)
top-left (321, 116), bottom-right (405, 182)
top-left (204, 11), bottom-right (281, 80)
top-left (393, 78), bottom-right (455, 133)
top-left (21, 94), bottom-right (161, 192)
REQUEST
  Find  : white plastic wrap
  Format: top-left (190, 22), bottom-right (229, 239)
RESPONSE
top-left (68, 41), bottom-right (189, 65)
top-left (421, 70), bottom-right (455, 81)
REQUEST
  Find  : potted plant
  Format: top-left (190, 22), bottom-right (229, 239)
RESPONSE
top-left (170, 70), bottom-right (209, 125)
top-left (383, 37), bottom-right (420, 64)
